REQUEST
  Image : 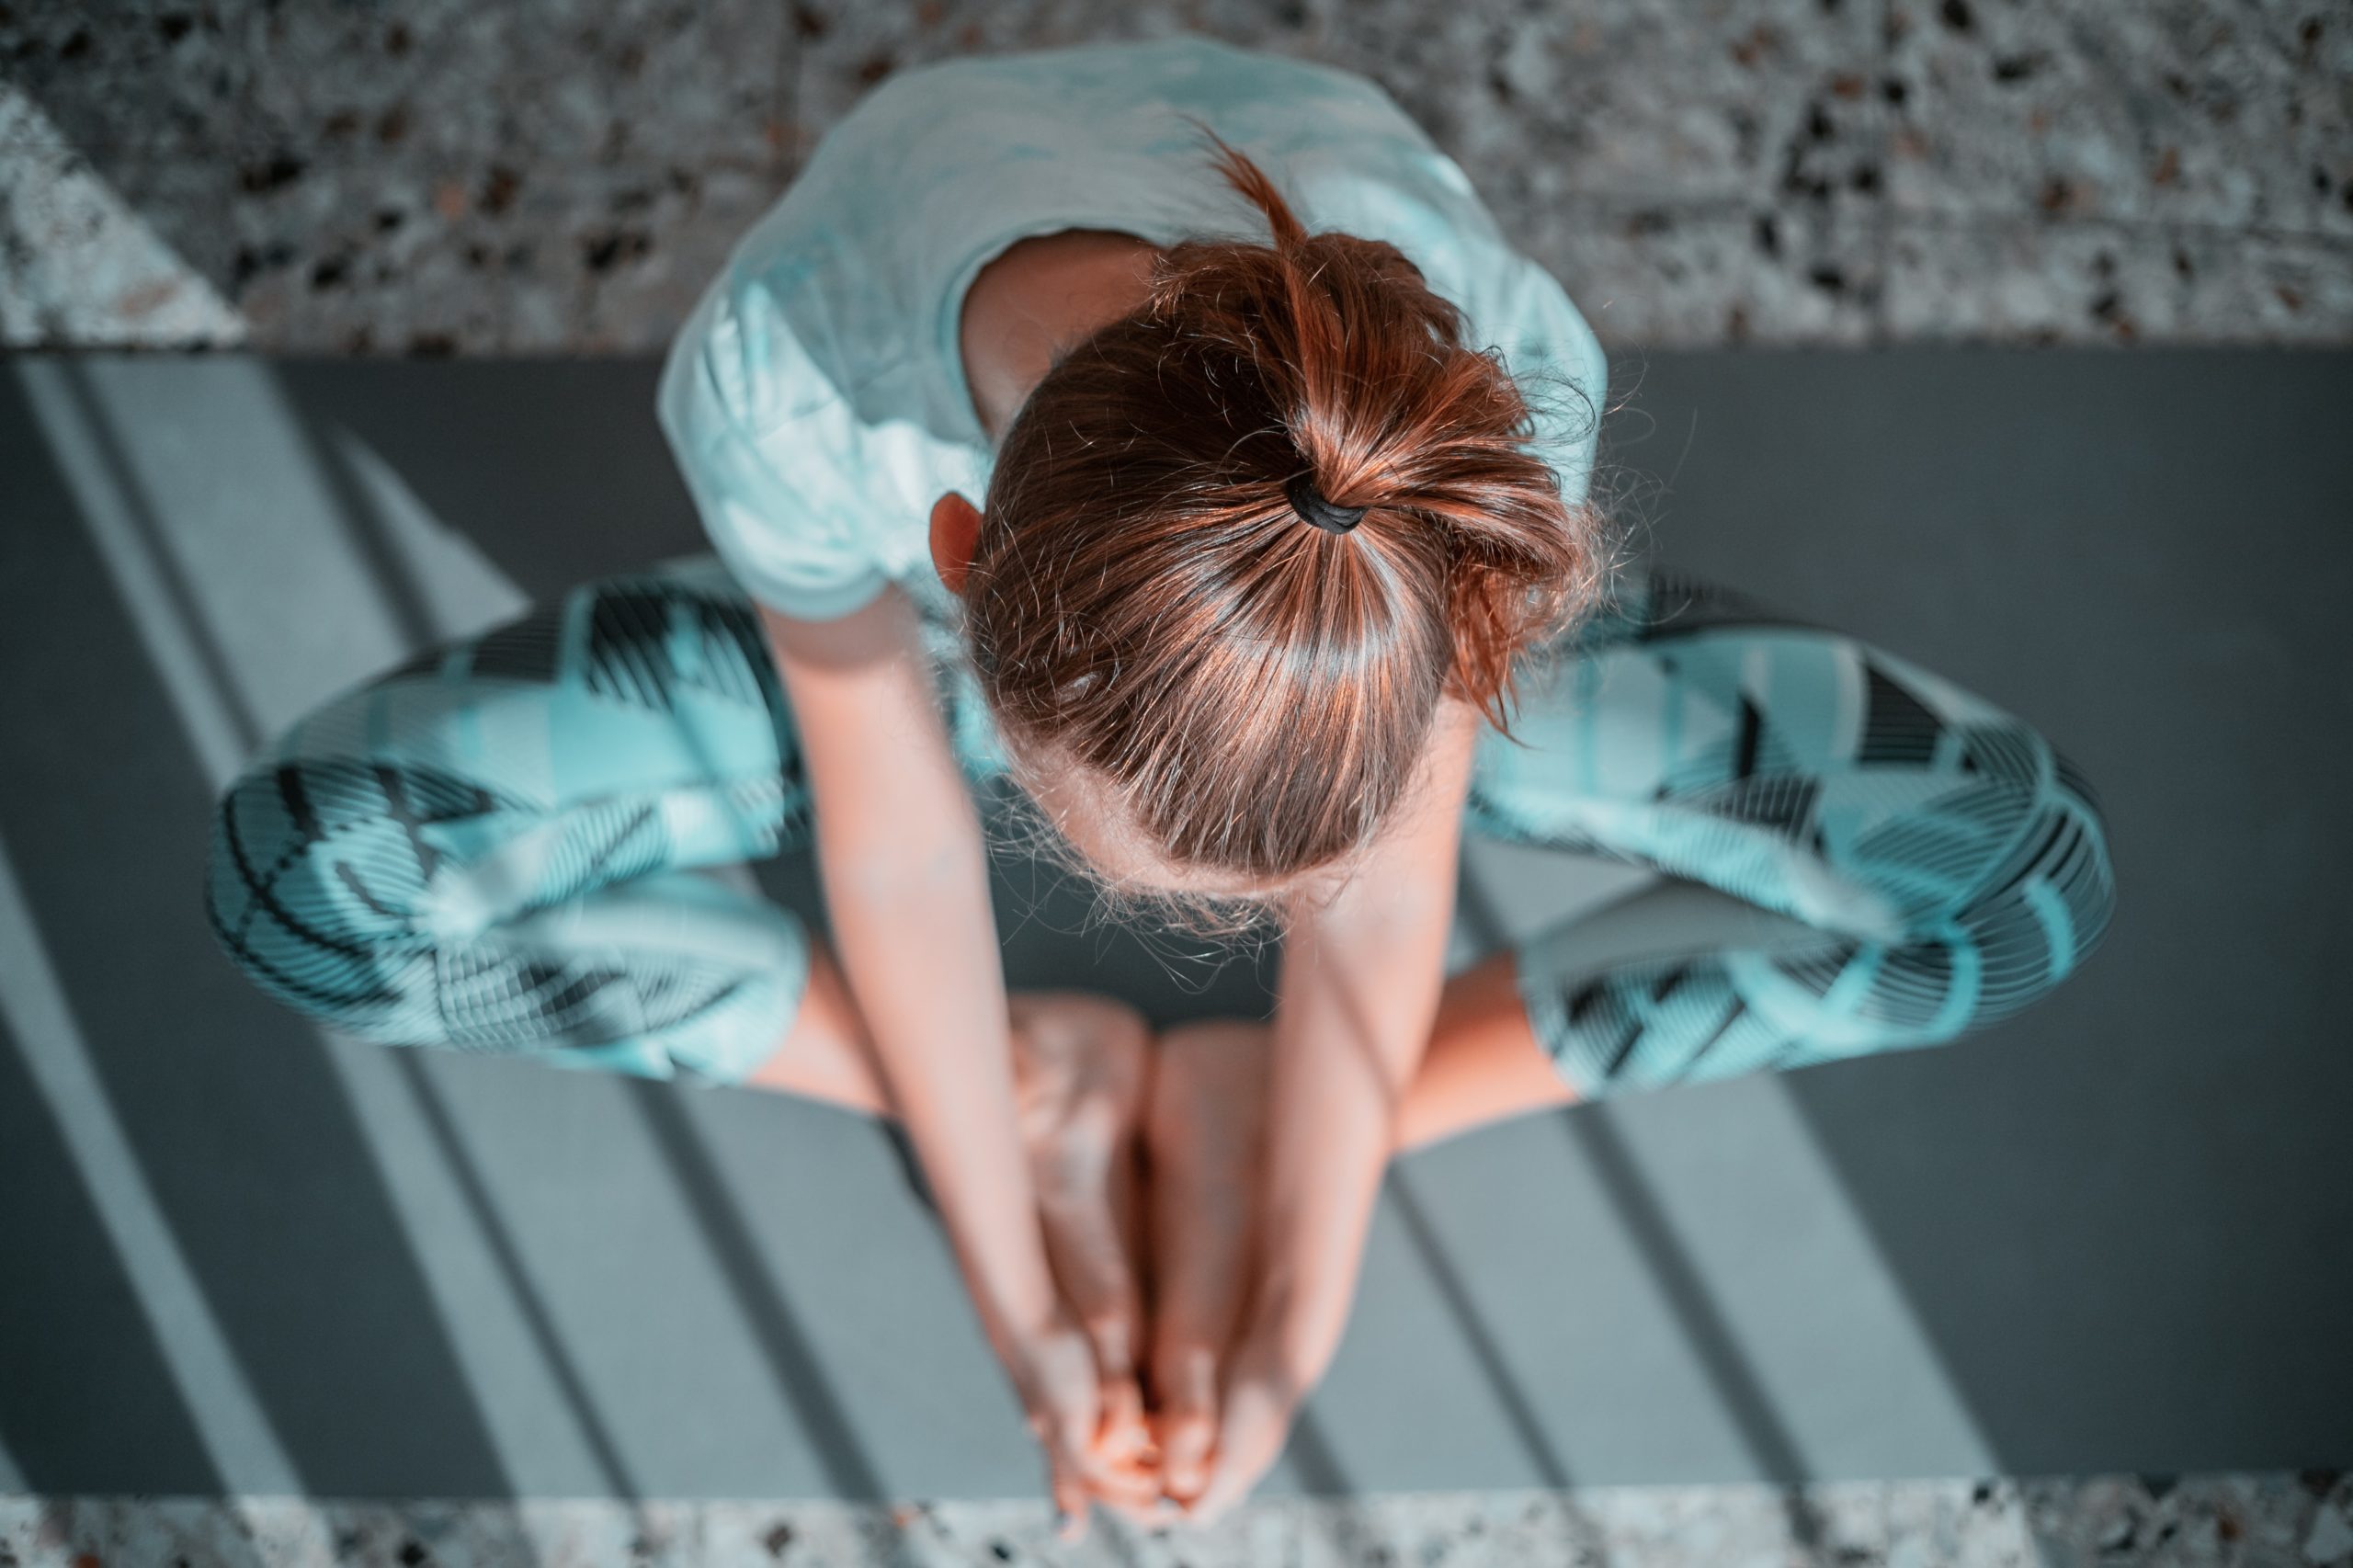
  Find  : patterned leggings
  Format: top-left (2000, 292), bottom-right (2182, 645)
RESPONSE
top-left (204, 554), bottom-right (2114, 1099)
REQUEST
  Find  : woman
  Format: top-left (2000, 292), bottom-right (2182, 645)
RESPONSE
top-left (205, 36), bottom-right (2115, 1537)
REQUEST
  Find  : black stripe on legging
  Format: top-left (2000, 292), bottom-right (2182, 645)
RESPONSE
top-left (277, 764), bottom-right (323, 842)
top-left (576, 801), bottom-right (659, 886)
top-left (221, 797), bottom-right (378, 960)
top-left (334, 861), bottom-right (406, 921)
top-left (372, 761), bottom-right (445, 881)
top-left (202, 891), bottom-right (402, 1013)
top-left (1969, 811), bottom-right (2070, 914)
top-left (1602, 1007), bottom-right (1647, 1082)
top-left (1670, 994), bottom-right (1748, 1086)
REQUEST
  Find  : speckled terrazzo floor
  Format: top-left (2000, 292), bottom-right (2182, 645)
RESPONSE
top-left (7, 1474), bottom-right (2352, 1568)
top-left (3, 0), bottom-right (2349, 351)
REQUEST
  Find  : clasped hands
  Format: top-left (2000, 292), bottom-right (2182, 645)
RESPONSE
top-left (992, 1006), bottom-right (1316, 1542)
top-left (1004, 1277), bottom-right (1310, 1541)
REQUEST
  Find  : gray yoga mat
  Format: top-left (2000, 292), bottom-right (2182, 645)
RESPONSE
top-left (0, 349), bottom-right (2344, 1500)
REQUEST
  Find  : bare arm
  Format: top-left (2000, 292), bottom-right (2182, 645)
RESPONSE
top-left (763, 587), bottom-right (1120, 1523)
top-left (763, 588), bottom-right (1052, 1333)
top-left (1190, 695), bottom-right (1483, 1518)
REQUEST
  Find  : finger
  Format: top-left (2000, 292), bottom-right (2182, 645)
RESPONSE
top-left (1040, 1419), bottom-right (1099, 1544)
top-left (1025, 1372), bottom-right (1109, 1528)
top-left (1185, 1445), bottom-right (1267, 1527)
top-left (1158, 1411), bottom-right (1217, 1505)
top-left (1184, 1385), bottom-right (1287, 1526)
top-left (1048, 1399), bottom-right (1162, 1513)
top-left (1149, 1341), bottom-right (1221, 1502)
top-left (1074, 1441), bottom-right (1167, 1511)
top-left (1093, 1372), bottom-right (1156, 1468)
top-left (1036, 1226), bottom-right (1155, 1486)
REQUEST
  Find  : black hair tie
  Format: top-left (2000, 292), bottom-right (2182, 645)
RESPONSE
top-left (1286, 472), bottom-right (1368, 536)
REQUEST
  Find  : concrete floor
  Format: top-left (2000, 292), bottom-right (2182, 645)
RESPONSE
top-left (0, 351), bottom-right (2347, 1519)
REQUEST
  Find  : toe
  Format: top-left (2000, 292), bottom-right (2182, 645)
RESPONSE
top-left (1148, 1339), bottom-right (1222, 1500)
top-left (1097, 1369), bottom-right (1153, 1456)
top-left (1156, 1408), bottom-right (1217, 1502)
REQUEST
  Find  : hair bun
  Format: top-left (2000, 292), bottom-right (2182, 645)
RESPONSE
top-left (1284, 472), bottom-right (1368, 535)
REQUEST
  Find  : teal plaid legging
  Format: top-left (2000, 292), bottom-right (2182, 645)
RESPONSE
top-left (204, 553), bottom-right (2114, 1096)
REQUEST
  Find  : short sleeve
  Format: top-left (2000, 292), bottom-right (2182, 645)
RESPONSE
top-left (655, 282), bottom-right (895, 621)
top-left (1480, 250), bottom-right (1612, 510)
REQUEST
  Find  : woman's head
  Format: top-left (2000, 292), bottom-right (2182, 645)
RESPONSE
top-left (954, 131), bottom-right (1610, 901)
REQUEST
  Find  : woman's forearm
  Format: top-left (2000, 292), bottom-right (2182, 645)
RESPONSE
top-left (821, 810), bottom-right (1058, 1342)
top-left (1252, 700), bottom-right (1478, 1382)
top-left (1250, 1055), bottom-right (1394, 1385)
top-left (1254, 881), bottom-right (1457, 1383)
top-left (761, 591), bottom-right (1060, 1346)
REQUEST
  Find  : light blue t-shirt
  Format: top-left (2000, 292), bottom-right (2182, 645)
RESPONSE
top-left (656, 36), bottom-right (1608, 623)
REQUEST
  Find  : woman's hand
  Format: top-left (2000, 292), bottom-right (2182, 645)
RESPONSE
top-left (995, 1297), bottom-right (1166, 1540)
top-left (1176, 1305), bottom-right (1312, 1525)
top-left (1149, 691), bottom-right (1479, 1521)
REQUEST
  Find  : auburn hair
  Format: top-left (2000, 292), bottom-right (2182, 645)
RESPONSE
top-left (965, 130), bottom-right (1609, 885)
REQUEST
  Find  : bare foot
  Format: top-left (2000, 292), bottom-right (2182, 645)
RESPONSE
top-left (1006, 992), bottom-right (1158, 1501)
top-left (1142, 1018), bottom-right (1274, 1505)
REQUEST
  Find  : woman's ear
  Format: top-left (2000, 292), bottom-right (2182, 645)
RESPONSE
top-left (929, 492), bottom-right (983, 596)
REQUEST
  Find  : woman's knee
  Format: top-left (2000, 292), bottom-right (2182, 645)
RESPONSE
top-left (1955, 754), bottom-right (2117, 1024)
top-left (205, 756), bottom-right (436, 1040)
top-left (208, 767), bottom-right (813, 1080)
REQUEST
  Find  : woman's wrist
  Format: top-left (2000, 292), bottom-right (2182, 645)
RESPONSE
top-left (968, 1246), bottom-right (1063, 1350)
top-left (1230, 1273), bottom-right (1333, 1411)
top-left (1245, 1040), bottom-right (1404, 1396)
top-left (875, 1038), bottom-right (1062, 1355)
top-left (910, 1136), bottom-right (1060, 1352)
top-left (1242, 1158), bottom-right (1383, 1384)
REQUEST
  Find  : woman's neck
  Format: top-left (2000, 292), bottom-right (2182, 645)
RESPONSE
top-left (958, 229), bottom-right (1160, 442)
